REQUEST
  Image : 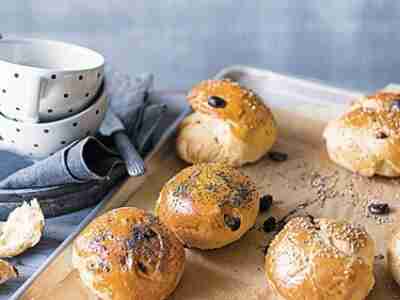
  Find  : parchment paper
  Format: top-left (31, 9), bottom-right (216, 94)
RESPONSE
top-left (26, 108), bottom-right (400, 300)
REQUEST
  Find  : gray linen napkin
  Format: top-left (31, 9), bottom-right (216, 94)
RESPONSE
top-left (0, 71), bottom-right (166, 189)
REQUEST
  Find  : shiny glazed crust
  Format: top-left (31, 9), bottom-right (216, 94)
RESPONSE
top-left (176, 79), bottom-right (277, 166)
top-left (387, 226), bottom-right (400, 286)
top-left (265, 217), bottom-right (375, 300)
top-left (323, 92), bottom-right (400, 177)
top-left (155, 163), bottom-right (260, 250)
top-left (72, 207), bottom-right (185, 300)
top-left (0, 259), bottom-right (18, 284)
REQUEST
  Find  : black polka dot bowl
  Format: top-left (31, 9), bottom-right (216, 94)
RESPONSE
top-left (0, 37), bottom-right (104, 123)
top-left (0, 84), bottom-right (107, 159)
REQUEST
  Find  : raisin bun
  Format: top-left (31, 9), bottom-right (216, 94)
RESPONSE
top-left (323, 92), bottom-right (400, 177)
top-left (155, 163), bottom-right (260, 250)
top-left (265, 217), bottom-right (375, 300)
top-left (72, 207), bottom-right (185, 300)
top-left (176, 79), bottom-right (277, 166)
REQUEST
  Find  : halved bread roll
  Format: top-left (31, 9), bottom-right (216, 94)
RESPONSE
top-left (0, 199), bottom-right (44, 258)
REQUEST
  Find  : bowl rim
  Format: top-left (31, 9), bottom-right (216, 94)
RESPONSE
top-left (0, 37), bottom-right (105, 72)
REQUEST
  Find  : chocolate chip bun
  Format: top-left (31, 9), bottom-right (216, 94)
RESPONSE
top-left (176, 79), bottom-right (277, 166)
top-left (323, 92), bottom-right (400, 177)
top-left (72, 207), bottom-right (185, 300)
top-left (155, 163), bottom-right (260, 250)
top-left (265, 217), bottom-right (375, 300)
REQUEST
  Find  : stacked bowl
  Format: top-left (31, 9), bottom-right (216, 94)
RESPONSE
top-left (0, 37), bottom-right (107, 159)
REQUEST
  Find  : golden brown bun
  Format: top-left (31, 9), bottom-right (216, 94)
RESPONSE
top-left (387, 226), bottom-right (400, 286)
top-left (176, 79), bottom-right (277, 166)
top-left (72, 207), bottom-right (185, 300)
top-left (156, 163), bottom-right (260, 249)
top-left (265, 217), bottom-right (375, 300)
top-left (0, 259), bottom-right (18, 284)
top-left (323, 92), bottom-right (400, 177)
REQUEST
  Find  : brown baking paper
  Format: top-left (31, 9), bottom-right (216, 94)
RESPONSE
top-left (20, 102), bottom-right (400, 300)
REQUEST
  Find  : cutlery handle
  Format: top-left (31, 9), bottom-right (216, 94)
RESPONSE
top-left (113, 131), bottom-right (145, 176)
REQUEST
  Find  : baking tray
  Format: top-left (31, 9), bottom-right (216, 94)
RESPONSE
top-left (15, 66), bottom-right (400, 299)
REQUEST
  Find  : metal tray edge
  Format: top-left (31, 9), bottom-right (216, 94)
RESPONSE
top-left (11, 94), bottom-right (191, 300)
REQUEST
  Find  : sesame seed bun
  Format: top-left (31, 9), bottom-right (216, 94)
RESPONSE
top-left (155, 163), bottom-right (260, 250)
top-left (176, 79), bottom-right (277, 166)
top-left (265, 217), bottom-right (375, 300)
top-left (72, 207), bottom-right (185, 300)
top-left (323, 92), bottom-right (400, 177)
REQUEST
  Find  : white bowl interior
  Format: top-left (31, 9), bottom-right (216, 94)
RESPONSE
top-left (0, 39), bottom-right (104, 70)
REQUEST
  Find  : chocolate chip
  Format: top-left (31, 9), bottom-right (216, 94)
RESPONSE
top-left (137, 261), bottom-right (147, 273)
top-left (263, 217), bottom-right (277, 233)
top-left (144, 229), bottom-right (156, 240)
top-left (392, 100), bottom-right (400, 111)
top-left (375, 131), bottom-right (388, 139)
top-left (208, 96), bottom-right (226, 108)
top-left (268, 151), bottom-right (288, 162)
top-left (224, 215), bottom-right (241, 231)
top-left (368, 203), bottom-right (390, 215)
top-left (259, 195), bottom-right (273, 212)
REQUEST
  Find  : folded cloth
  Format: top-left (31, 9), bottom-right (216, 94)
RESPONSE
top-left (0, 71), bottom-right (167, 190)
top-left (106, 68), bottom-right (154, 137)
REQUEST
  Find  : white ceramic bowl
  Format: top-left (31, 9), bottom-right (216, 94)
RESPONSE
top-left (0, 85), bottom-right (108, 159)
top-left (0, 37), bottom-right (104, 123)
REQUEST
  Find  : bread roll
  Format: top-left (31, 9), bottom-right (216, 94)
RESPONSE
top-left (156, 163), bottom-right (260, 249)
top-left (387, 225), bottom-right (400, 286)
top-left (72, 207), bottom-right (185, 300)
top-left (265, 217), bottom-right (375, 300)
top-left (323, 92), bottom-right (400, 177)
top-left (0, 199), bottom-right (44, 258)
top-left (0, 259), bottom-right (17, 284)
top-left (176, 79), bottom-right (277, 166)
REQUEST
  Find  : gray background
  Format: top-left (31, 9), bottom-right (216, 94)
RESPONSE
top-left (3, 0), bottom-right (399, 91)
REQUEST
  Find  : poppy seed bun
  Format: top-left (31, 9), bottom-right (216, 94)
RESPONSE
top-left (323, 92), bottom-right (400, 177)
top-left (265, 217), bottom-right (375, 300)
top-left (155, 163), bottom-right (260, 250)
top-left (176, 79), bottom-right (277, 166)
top-left (72, 207), bottom-right (185, 300)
